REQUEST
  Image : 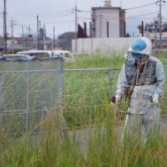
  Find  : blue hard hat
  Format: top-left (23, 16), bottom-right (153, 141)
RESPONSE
top-left (127, 37), bottom-right (152, 59)
top-left (132, 39), bottom-right (147, 51)
top-left (131, 38), bottom-right (147, 59)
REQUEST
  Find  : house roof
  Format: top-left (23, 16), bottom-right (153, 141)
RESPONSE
top-left (91, 7), bottom-right (125, 11)
top-left (58, 32), bottom-right (76, 39)
top-left (0, 33), bottom-right (21, 38)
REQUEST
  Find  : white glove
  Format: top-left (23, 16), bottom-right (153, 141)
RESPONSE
top-left (115, 95), bottom-right (121, 104)
top-left (152, 94), bottom-right (159, 104)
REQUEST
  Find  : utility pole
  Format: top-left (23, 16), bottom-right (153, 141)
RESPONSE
top-left (124, 21), bottom-right (126, 37)
top-left (154, 25), bottom-right (157, 49)
top-left (141, 21), bottom-right (144, 37)
top-left (10, 19), bottom-right (16, 54)
top-left (26, 26), bottom-right (32, 50)
top-left (75, 1), bottom-right (77, 53)
top-left (159, 0), bottom-right (162, 49)
top-left (43, 24), bottom-right (46, 50)
top-left (53, 26), bottom-right (55, 50)
top-left (38, 20), bottom-right (41, 50)
top-left (155, 0), bottom-right (166, 49)
top-left (37, 15), bottom-right (39, 50)
top-left (22, 25), bottom-right (25, 50)
top-left (3, 0), bottom-right (7, 54)
top-left (27, 26), bottom-right (31, 34)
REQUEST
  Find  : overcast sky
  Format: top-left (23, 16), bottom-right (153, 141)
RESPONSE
top-left (0, 0), bottom-right (167, 38)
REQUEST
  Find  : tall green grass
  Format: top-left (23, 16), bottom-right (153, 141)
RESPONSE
top-left (1, 104), bottom-right (167, 167)
top-left (0, 53), bottom-right (167, 166)
top-left (65, 54), bottom-right (125, 69)
top-left (63, 54), bottom-right (125, 128)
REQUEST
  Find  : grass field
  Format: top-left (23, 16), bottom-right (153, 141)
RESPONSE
top-left (0, 52), bottom-right (167, 167)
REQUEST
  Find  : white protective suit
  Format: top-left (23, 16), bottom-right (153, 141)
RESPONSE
top-left (115, 37), bottom-right (165, 142)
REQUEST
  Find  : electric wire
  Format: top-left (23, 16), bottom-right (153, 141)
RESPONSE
top-left (77, 11), bottom-right (159, 21)
top-left (80, 2), bottom-right (157, 13)
top-left (6, 2), bottom-right (157, 19)
top-left (8, 8), bottom-right (75, 17)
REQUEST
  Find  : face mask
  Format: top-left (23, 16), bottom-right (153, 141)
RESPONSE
top-left (131, 53), bottom-right (149, 64)
top-left (131, 53), bottom-right (146, 59)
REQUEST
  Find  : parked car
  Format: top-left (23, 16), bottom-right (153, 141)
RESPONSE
top-left (2, 54), bottom-right (35, 61)
top-left (54, 50), bottom-right (75, 62)
top-left (16, 50), bottom-right (59, 59)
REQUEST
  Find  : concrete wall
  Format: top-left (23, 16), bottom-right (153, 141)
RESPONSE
top-left (140, 32), bottom-right (167, 40)
top-left (72, 37), bottom-right (137, 55)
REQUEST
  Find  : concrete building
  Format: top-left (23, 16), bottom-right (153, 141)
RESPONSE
top-left (91, 0), bottom-right (126, 38)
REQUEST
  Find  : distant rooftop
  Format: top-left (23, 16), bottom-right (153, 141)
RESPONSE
top-left (92, 6), bottom-right (122, 10)
top-left (0, 33), bottom-right (21, 38)
top-left (58, 32), bottom-right (75, 39)
top-left (92, 0), bottom-right (125, 11)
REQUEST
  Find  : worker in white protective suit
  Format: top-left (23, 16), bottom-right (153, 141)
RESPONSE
top-left (111, 37), bottom-right (165, 144)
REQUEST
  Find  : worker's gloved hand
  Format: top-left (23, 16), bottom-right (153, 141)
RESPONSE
top-left (110, 95), bottom-right (121, 104)
top-left (115, 95), bottom-right (121, 104)
top-left (152, 94), bottom-right (159, 104)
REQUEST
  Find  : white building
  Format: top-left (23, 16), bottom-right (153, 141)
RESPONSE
top-left (91, 0), bottom-right (126, 38)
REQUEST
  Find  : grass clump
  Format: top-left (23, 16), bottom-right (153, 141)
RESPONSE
top-left (1, 105), bottom-right (167, 167)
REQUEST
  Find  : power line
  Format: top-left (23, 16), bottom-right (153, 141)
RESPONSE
top-left (7, 12), bottom-right (74, 20)
top-left (14, 20), bottom-right (75, 27)
top-left (57, 8), bottom-right (75, 14)
top-left (77, 11), bottom-right (159, 21)
top-left (6, 2), bottom-right (156, 18)
top-left (6, 9), bottom-right (159, 22)
top-left (7, 8), bottom-right (75, 16)
top-left (80, 2), bottom-right (156, 13)
top-left (2, 2), bottom-right (159, 28)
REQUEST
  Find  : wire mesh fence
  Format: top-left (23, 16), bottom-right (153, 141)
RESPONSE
top-left (0, 57), bottom-right (63, 133)
top-left (0, 63), bottom-right (167, 131)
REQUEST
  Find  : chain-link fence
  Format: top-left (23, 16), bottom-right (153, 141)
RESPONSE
top-left (0, 57), bottom-right (63, 132)
top-left (0, 63), bottom-right (166, 131)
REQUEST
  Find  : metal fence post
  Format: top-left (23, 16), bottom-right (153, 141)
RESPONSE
top-left (26, 62), bottom-right (29, 133)
top-left (0, 73), bottom-right (3, 128)
top-left (108, 68), bottom-right (112, 98)
top-left (58, 60), bottom-right (64, 108)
